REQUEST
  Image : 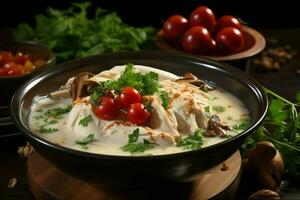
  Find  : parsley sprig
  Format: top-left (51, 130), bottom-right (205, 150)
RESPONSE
top-left (79, 115), bottom-right (92, 127)
top-left (75, 134), bottom-right (95, 149)
top-left (177, 129), bottom-right (204, 150)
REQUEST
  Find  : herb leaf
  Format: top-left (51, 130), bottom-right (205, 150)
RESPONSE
top-left (159, 90), bottom-right (170, 109)
top-left (233, 118), bottom-right (251, 130)
top-left (79, 115), bottom-right (92, 127)
top-left (39, 127), bottom-right (58, 133)
top-left (212, 105), bottom-right (225, 113)
top-left (75, 134), bottom-right (95, 145)
top-left (177, 129), bottom-right (204, 150)
top-left (128, 128), bottom-right (139, 143)
top-left (121, 139), bottom-right (155, 153)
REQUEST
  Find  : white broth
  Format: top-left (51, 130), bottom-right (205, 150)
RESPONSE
top-left (28, 65), bottom-right (250, 156)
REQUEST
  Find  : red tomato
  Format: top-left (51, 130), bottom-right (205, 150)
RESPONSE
top-left (216, 27), bottom-right (244, 53)
top-left (127, 103), bottom-right (150, 125)
top-left (163, 15), bottom-right (189, 42)
top-left (116, 87), bottom-right (142, 109)
top-left (0, 51), bottom-right (14, 66)
top-left (189, 6), bottom-right (216, 32)
top-left (214, 15), bottom-right (242, 35)
top-left (2, 62), bottom-right (23, 76)
top-left (182, 26), bottom-right (216, 54)
top-left (94, 96), bottom-right (119, 120)
top-left (14, 52), bottom-right (31, 65)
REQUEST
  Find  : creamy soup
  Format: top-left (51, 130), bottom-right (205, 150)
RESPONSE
top-left (28, 64), bottom-right (250, 156)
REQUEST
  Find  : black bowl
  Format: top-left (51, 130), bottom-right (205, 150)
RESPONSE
top-left (0, 38), bottom-right (55, 105)
top-left (10, 51), bottom-right (268, 185)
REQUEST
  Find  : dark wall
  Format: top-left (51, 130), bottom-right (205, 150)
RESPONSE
top-left (1, 0), bottom-right (299, 28)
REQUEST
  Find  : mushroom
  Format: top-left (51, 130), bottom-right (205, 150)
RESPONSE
top-left (245, 141), bottom-right (284, 190)
top-left (203, 115), bottom-right (230, 137)
top-left (175, 72), bottom-right (214, 92)
top-left (70, 72), bottom-right (95, 101)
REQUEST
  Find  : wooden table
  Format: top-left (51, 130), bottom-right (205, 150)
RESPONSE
top-left (0, 28), bottom-right (300, 200)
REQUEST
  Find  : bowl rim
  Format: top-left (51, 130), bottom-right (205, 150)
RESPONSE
top-left (10, 51), bottom-right (268, 160)
top-left (0, 37), bottom-right (55, 80)
top-left (156, 26), bottom-right (266, 61)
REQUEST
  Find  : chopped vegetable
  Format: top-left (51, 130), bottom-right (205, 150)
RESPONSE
top-left (13, 3), bottom-right (155, 63)
top-left (79, 115), bottom-right (92, 127)
top-left (233, 117), bottom-right (251, 130)
top-left (75, 134), bottom-right (95, 150)
top-left (39, 127), bottom-right (58, 133)
top-left (242, 88), bottom-right (300, 181)
top-left (159, 90), bottom-right (170, 109)
top-left (212, 105), bottom-right (225, 113)
top-left (177, 129), bottom-right (204, 150)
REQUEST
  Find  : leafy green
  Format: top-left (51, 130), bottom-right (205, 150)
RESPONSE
top-left (79, 115), bottom-right (92, 127)
top-left (159, 90), bottom-right (170, 109)
top-left (177, 129), bottom-right (204, 150)
top-left (42, 105), bottom-right (73, 120)
top-left (13, 3), bottom-right (155, 63)
top-left (212, 105), bottom-right (225, 113)
top-left (75, 134), bottom-right (95, 145)
top-left (39, 127), bottom-right (58, 133)
top-left (121, 128), bottom-right (155, 153)
top-left (233, 118), bottom-right (251, 130)
top-left (242, 88), bottom-right (300, 181)
top-left (90, 64), bottom-right (160, 105)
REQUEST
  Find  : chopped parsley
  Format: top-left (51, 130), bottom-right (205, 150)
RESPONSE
top-left (204, 106), bottom-right (212, 118)
top-left (79, 115), bottom-right (92, 127)
top-left (212, 105), bottom-right (225, 113)
top-left (40, 105), bottom-right (73, 120)
top-left (159, 90), bottom-right (170, 109)
top-left (177, 129), bottom-right (204, 150)
top-left (121, 128), bottom-right (155, 153)
top-left (39, 127), bottom-right (58, 133)
top-left (233, 118), bottom-right (251, 130)
top-left (75, 134), bottom-right (95, 149)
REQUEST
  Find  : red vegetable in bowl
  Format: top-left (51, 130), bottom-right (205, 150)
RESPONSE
top-left (163, 15), bottom-right (189, 43)
top-left (214, 15), bottom-right (242, 35)
top-left (189, 6), bottom-right (216, 33)
top-left (216, 27), bottom-right (244, 53)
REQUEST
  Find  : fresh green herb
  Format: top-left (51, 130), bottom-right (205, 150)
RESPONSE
top-left (242, 88), bottom-right (300, 180)
top-left (212, 105), bottom-right (225, 113)
top-left (205, 106), bottom-right (210, 113)
top-left (177, 129), bottom-right (204, 150)
top-left (75, 134), bottom-right (95, 145)
top-left (121, 128), bottom-right (155, 153)
top-left (211, 96), bottom-right (218, 100)
top-left (79, 115), bottom-right (92, 127)
top-left (159, 90), bottom-right (170, 109)
top-left (13, 3), bottom-right (155, 63)
top-left (204, 106), bottom-right (212, 118)
top-left (233, 118), bottom-right (251, 130)
top-left (39, 127), bottom-right (58, 133)
top-left (128, 128), bottom-right (139, 143)
top-left (42, 105), bottom-right (73, 120)
top-left (121, 139), bottom-right (156, 153)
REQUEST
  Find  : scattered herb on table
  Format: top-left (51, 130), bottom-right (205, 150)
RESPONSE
top-left (242, 88), bottom-right (300, 180)
top-left (79, 115), bottom-right (92, 127)
top-left (177, 129), bottom-right (204, 150)
top-left (13, 2), bottom-right (155, 63)
top-left (212, 105), bottom-right (225, 113)
top-left (121, 128), bottom-right (156, 153)
top-left (75, 133), bottom-right (95, 149)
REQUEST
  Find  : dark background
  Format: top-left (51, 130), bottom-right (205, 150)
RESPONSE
top-left (1, 0), bottom-right (299, 28)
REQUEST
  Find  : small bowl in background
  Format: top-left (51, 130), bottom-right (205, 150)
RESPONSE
top-left (0, 38), bottom-right (55, 105)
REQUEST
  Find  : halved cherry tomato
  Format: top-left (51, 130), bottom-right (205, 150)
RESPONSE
top-left (94, 96), bottom-right (119, 120)
top-left (214, 15), bottom-right (242, 35)
top-left (189, 6), bottom-right (216, 33)
top-left (127, 103), bottom-right (150, 125)
top-left (14, 52), bottom-right (31, 65)
top-left (116, 87), bottom-right (142, 109)
top-left (182, 26), bottom-right (216, 54)
top-left (163, 15), bottom-right (189, 43)
top-left (216, 27), bottom-right (244, 53)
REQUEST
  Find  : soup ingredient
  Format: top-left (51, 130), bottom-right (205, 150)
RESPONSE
top-left (127, 103), bottom-right (150, 125)
top-left (242, 88), bottom-right (300, 182)
top-left (212, 105), bottom-right (225, 113)
top-left (163, 15), bottom-right (189, 43)
top-left (94, 96), bottom-right (119, 120)
top-left (0, 51), bottom-right (45, 76)
top-left (177, 129), bottom-right (204, 150)
top-left (13, 3), bottom-right (155, 63)
top-left (214, 15), bottom-right (242, 35)
top-left (116, 87), bottom-right (142, 109)
top-left (79, 115), bottom-right (93, 127)
top-left (245, 141), bottom-right (284, 190)
top-left (75, 133), bottom-right (95, 149)
top-left (216, 27), bottom-right (244, 53)
top-left (189, 6), bottom-right (216, 33)
top-left (204, 115), bottom-right (230, 137)
top-left (182, 26), bottom-right (215, 54)
top-left (121, 129), bottom-right (156, 153)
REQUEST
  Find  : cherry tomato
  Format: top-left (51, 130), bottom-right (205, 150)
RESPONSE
top-left (214, 15), bottom-right (242, 35)
top-left (189, 6), bottom-right (216, 32)
top-left (182, 26), bottom-right (216, 54)
top-left (94, 96), bottom-right (119, 120)
top-left (2, 62), bottom-right (23, 76)
top-left (116, 87), bottom-right (142, 109)
top-left (0, 51), bottom-right (14, 66)
top-left (127, 103), bottom-right (150, 125)
top-left (216, 27), bottom-right (244, 53)
top-left (14, 52), bottom-right (31, 65)
top-left (163, 15), bottom-right (189, 42)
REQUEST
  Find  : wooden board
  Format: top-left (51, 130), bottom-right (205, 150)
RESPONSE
top-left (27, 151), bottom-right (241, 200)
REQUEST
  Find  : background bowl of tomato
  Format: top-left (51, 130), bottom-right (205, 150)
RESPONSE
top-left (0, 38), bottom-right (55, 105)
top-left (156, 6), bottom-right (266, 62)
